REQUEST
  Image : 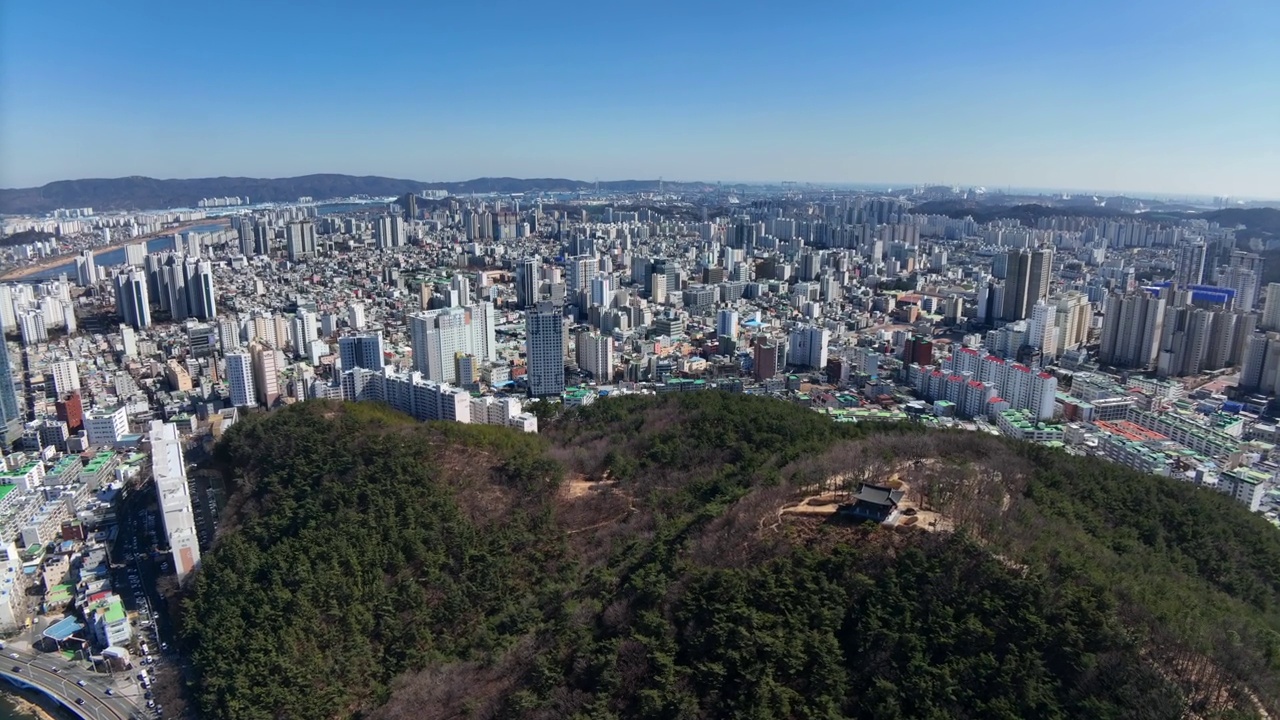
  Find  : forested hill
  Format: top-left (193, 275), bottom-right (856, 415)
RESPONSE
top-left (178, 396), bottom-right (1280, 720)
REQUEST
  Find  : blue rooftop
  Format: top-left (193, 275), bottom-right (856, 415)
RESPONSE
top-left (42, 615), bottom-right (84, 642)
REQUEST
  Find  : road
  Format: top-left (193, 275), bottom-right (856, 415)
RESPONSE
top-left (0, 643), bottom-right (145, 719)
top-left (109, 474), bottom-right (183, 716)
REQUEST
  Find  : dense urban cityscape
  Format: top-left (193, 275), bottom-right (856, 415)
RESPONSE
top-left (2, 0), bottom-right (1278, 712)
top-left (0, 180), bottom-right (1276, 717)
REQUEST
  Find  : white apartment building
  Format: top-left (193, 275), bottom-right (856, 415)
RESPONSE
top-left (0, 543), bottom-right (23, 631)
top-left (150, 421), bottom-right (201, 580)
top-left (225, 352), bottom-right (256, 407)
top-left (50, 360), bottom-right (81, 396)
top-left (576, 331), bottom-right (614, 381)
top-left (84, 406), bottom-right (128, 447)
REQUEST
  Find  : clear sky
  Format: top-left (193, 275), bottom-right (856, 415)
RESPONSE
top-left (2, 0), bottom-right (1278, 197)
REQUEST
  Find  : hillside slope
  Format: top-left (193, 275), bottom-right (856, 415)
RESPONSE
top-left (178, 396), bottom-right (1280, 720)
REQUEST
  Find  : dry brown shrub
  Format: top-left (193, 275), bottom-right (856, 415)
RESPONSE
top-left (369, 637), bottom-right (540, 720)
top-left (687, 485), bottom-right (794, 569)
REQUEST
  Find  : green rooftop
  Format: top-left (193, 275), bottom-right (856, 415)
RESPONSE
top-left (83, 452), bottom-right (117, 474)
top-left (103, 598), bottom-right (126, 624)
top-left (50, 456), bottom-right (81, 475)
top-left (1225, 467), bottom-right (1269, 486)
top-left (0, 462), bottom-right (40, 478)
top-left (0, 484), bottom-right (17, 503)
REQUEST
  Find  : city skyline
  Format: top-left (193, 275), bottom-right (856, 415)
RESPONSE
top-left (2, 0), bottom-right (1278, 197)
top-left (0, 160), bottom-right (1278, 716)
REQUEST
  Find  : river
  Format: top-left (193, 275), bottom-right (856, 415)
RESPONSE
top-left (22, 229), bottom-right (198, 283)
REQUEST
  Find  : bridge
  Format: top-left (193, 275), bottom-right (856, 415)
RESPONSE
top-left (0, 644), bottom-right (146, 719)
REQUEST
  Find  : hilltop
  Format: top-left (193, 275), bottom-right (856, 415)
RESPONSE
top-left (176, 395), bottom-right (1280, 720)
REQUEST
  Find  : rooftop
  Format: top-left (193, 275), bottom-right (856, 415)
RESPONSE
top-left (42, 615), bottom-right (85, 642)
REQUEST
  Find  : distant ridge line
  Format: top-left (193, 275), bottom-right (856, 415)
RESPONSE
top-left (0, 175), bottom-right (717, 215)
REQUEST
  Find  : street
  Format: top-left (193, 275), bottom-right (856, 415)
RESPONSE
top-left (0, 641), bottom-right (145, 719)
top-left (108, 470), bottom-right (190, 718)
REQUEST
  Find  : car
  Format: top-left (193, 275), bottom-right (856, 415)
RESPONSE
top-left (75, 697), bottom-right (85, 705)
top-left (144, 691), bottom-right (153, 699)
top-left (11, 666), bottom-right (20, 673)
top-left (7, 652), bottom-right (17, 659)
top-left (77, 679), bottom-right (86, 687)
top-left (49, 667), bottom-right (59, 673)
top-left (105, 688), bottom-right (114, 695)
top-left (147, 700), bottom-right (155, 708)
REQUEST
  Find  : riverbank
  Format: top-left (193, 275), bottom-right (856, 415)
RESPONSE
top-left (0, 685), bottom-right (71, 720)
top-left (0, 219), bottom-right (226, 282)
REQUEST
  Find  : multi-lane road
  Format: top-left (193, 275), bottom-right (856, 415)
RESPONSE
top-left (0, 643), bottom-right (145, 719)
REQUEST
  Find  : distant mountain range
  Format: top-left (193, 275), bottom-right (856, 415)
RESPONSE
top-left (5, 175), bottom-right (1279, 236)
top-left (0, 175), bottom-right (691, 215)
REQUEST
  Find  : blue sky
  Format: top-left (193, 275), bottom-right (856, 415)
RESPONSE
top-left (2, 0), bottom-right (1278, 197)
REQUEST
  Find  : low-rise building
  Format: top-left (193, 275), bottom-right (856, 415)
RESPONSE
top-left (78, 452), bottom-right (120, 491)
top-left (996, 409), bottom-right (1064, 443)
top-left (1219, 468), bottom-right (1268, 512)
top-left (0, 461), bottom-right (45, 492)
top-left (85, 593), bottom-right (131, 648)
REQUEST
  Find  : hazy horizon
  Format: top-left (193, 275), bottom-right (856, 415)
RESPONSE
top-left (5, 174), bottom-right (1273, 205)
top-left (2, 0), bottom-right (1277, 197)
